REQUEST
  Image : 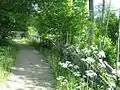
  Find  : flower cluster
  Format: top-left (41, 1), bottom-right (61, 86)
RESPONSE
top-left (73, 71), bottom-right (81, 77)
top-left (81, 57), bottom-right (95, 64)
top-left (56, 76), bottom-right (68, 86)
top-left (59, 61), bottom-right (81, 78)
top-left (98, 50), bottom-right (106, 58)
top-left (85, 70), bottom-right (97, 78)
top-left (59, 61), bottom-right (79, 70)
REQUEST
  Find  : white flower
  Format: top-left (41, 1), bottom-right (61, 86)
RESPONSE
top-left (98, 59), bottom-right (106, 68)
top-left (85, 57), bottom-right (95, 64)
top-left (107, 83), bottom-right (116, 90)
top-left (109, 82), bottom-right (116, 88)
top-left (61, 81), bottom-right (67, 86)
top-left (68, 63), bottom-right (73, 67)
top-left (58, 62), bottom-right (68, 68)
top-left (73, 72), bottom-right (81, 77)
top-left (112, 69), bottom-right (120, 75)
top-left (76, 85), bottom-right (81, 89)
top-left (85, 70), bottom-right (97, 78)
top-left (76, 83), bottom-right (86, 89)
top-left (83, 48), bottom-right (91, 55)
top-left (58, 62), bottom-right (63, 66)
top-left (117, 62), bottom-right (120, 66)
top-left (98, 50), bottom-right (106, 58)
top-left (81, 57), bottom-right (95, 63)
top-left (82, 48), bottom-right (91, 54)
top-left (93, 50), bottom-right (98, 54)
top-left (107, 87), bottom-right (112, 90)
top-left (60, 79), bottom-right (68, 86)
top-left (81, 58), bottom-right (86, 61)
top-left (83, 75), bottom-right (86, 78)
top-left (98, 62), bottom-right (106, 68)
top-left (64, 79), bottom-right (68, 83)
top-left (90, 46), bottom-right (97, 50)
top-left (56, 76), bottom-right (65, 81)
top-left (66, 61), bottom-right (71, 64)
top-left (62, 63), bottom-right (68, 68)
top-left (74, 65), bottom-right (79, 69)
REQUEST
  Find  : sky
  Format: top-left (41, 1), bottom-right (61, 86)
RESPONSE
top-left (94, 0), bottom-right (120, 9)
top-left (94, 0), bottom-right (120, 16)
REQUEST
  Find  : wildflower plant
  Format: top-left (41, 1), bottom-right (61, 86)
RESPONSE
top-left (42, 42), bottom-right (119, 90)
top-left (57, 44), bottom-right (118, 89)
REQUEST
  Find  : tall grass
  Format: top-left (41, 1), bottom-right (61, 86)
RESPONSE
top-left (40, 47), bottom-right (88, 90)
top-left (41, 46), bottom-right (120, 90)
top-left (0, 41), bottom-right (17, 83)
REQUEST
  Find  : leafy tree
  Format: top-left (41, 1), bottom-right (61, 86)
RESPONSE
top-left (32, 0), bottom-right (90, 46)
top-left (0, 0), bottom-right (34, 40)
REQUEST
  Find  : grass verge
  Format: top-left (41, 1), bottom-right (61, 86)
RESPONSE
top-left (0, 41), bottom-right (17, 84)
top-left (26, 39), bottom-right (77, 90)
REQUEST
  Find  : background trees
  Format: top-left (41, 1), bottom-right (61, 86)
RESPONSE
top-left (0, 0), bottom-right (33, 40)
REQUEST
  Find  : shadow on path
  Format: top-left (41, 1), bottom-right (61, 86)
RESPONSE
top-left (1, 43), bottom-right (56, 90)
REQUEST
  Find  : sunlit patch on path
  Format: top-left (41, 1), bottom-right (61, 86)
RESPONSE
top-left (0, 43), bottom-right (55, 90)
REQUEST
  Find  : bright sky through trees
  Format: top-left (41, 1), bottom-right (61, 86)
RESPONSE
top-left (94, 0), bottom-right (120, 16)
top-left (94, 0), bottom-right (120, 9)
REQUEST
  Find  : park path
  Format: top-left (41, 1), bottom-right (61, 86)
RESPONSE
top-left (0, 43), bottom-right (55, 90)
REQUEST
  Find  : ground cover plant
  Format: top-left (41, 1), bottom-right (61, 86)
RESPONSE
top-left (39, 44), bottom-right (120, 90)
top-left (0, 41), bottom-right (17, 83)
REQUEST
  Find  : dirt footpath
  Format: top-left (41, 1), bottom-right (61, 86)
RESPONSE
top-left (0, 43), bottom-right (55, 90)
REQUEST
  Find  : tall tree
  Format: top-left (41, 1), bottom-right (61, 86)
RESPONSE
top-left (102, 0), bottom-right (105, 23)
top-left (102, 0), bottom-right (111, 48)
top-left (118, 9), bottom-right (120, 62)
top-left (89, 0), bottom-right (94, 20)
top-left (0, 0), bottom-right (33, 40)
top-left (88, 0), bottom-right (94, 46)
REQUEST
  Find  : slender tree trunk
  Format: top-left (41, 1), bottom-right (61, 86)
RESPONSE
top-left (116, 8), bottom-right (120, 87)
top-left (100, 0), bottom-right (105, 50)
top-left (117, 9), bottom-right (120, 64)
top-left (89, 0), bottom-right (94, 19)
top-left (65, 0), bottom-right (73, 44)
top-left (88, 0), bottom-right (94, 47)
top-left (102, 0), bottom-right (105, 24)
top-left (102, 0), bottom-right (111, 48)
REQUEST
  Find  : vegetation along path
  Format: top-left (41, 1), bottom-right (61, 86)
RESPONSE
top-left (0, 42), bottom-right (55, 90)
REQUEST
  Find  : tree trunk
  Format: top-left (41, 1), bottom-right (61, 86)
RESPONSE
top-left (89, 0), bottom-right (94, 20)
top-left (102, 0), bottom-right (111, 48)
top-left (117, 9), bottom-right (120, 65)
top-left (102, 0), bottom-right (105, 23)
top-left (88, 0), bottom-right (94, 47)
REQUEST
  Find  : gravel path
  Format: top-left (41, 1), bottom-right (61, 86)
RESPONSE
top-left (0, 43), bottom-right (55, 90)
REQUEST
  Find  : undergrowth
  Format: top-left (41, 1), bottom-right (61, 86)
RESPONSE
top-left (41, 46), bottom-right (120, 90)
top-left (0, 40), bottom-right (17, 84)
top-left (22, 38), bottom-right (120, 90)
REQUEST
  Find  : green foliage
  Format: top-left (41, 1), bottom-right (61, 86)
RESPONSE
top-left (32, 0), bottom-right (90, 44)
top-left (0, 0), bottom-right (34, 40)
top-left (0, 42), bottom-right (17, 82)
top-left (103, 37), bottom-right (117, 64)
top-left (39, 44), bottom-right (118, 90)
top-left (96, 11), bottom-right (119, 45)
top-left (95, 4), bottom-right (119, 64)
top-left (107, 13), bottom-right (119, 45)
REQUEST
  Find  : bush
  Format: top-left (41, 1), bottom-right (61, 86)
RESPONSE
top-left (0, 42), bottom-right (17, 83)
top-left (41, 44), bottom-right (119, 90)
